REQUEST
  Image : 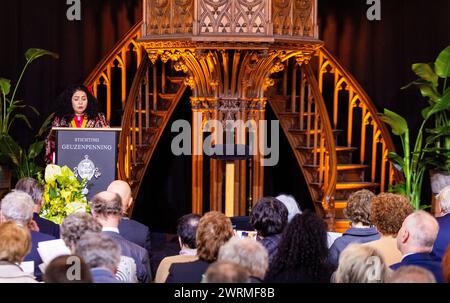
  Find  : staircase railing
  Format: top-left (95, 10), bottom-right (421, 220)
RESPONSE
top-left (316, 47), bottom-right (402, 191)
top-left (84, 21), bottom-right (143, 121)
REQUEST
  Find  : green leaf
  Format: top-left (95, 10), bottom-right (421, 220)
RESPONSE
top-left (388, 151), bottom-right (405, 168)
top-left (0, 135), bottom-right (23, 167)
top-left (435, 45), bottom-right (450, 78)
top-left (37, 113), bottom-right (55, 137)
top-left (9, 114), bottom-right (32, 130)
top-left (0, 78), bottom-right (11, 96)
top-left (378, 109), bottom-right (408, 136)
top-left (27, 140), bottom-right (44, 159)
top-left (389, 183), bottom-right (406, 195)
top-left (423, 89), bottom-right (450, 119)
top-left (412, 63), bottom-right (438, 87)
top-left (25, 48), bottom-right (59, 63)
top-left (418, 84), bottom-right (440, 102)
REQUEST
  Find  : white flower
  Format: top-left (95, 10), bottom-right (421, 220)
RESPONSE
top-left (44, 164), bottom-right (62, 183)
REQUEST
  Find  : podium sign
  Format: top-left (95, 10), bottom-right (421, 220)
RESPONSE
top-left (53, 127), bottom-right (121, 199)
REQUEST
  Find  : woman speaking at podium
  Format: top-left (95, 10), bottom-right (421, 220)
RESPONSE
top-left (45, 84), bottom-right (109, 163)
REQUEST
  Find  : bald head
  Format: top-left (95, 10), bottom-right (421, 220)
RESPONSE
top-left (398, 210), bottom-right (439, 254)
top-left (107, 180), bottom-right (132, 214)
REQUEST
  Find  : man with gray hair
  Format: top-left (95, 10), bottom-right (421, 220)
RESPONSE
top-left (0, 191), bottom-right (55, 280)
top-left (15, 177), bottom-right (60, 238)
top-left (75, 231), bottom-right (121, 283)
top-left (218, 237), bottom-right (268, 282)
top-left (392, 210), bottom-right (443, 282)
top-left (203, 261), bottom-right (250, 283)
top-left (90, 191), bottom-right (151, 283)
top-left (388, 265), bottom-right (436, 283)
top-left (431, 185), bottom-right (450, 261)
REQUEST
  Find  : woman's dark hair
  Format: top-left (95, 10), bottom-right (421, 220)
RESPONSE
top-left (55, 84), bottom-right (99, 120)
top-left (265, 211), bottom-right (330, 281)
top-left (250, 196), bottom-right (288, 237)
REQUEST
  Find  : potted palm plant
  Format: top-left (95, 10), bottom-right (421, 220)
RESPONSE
top-left (379, 45), bottom-right (450, 210)
top-left (0, 48), bottom-right (58, 181)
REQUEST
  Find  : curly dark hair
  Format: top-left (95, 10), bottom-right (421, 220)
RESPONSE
top-left (265, 211), bottom-right (330, 282)
top-left (250, 196), bottom-right (288, 237)
top-left (55, 84), bottom-right (99, 120)
top-left (344, 189), bottom-right (375, 225)
top-left (370, 193), bottom-right (413, 235)
top-left (177, 213), bottom-right (201, 249)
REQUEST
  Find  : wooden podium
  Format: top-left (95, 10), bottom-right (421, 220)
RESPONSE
top-left (52, 127), bottom-right (121, 199)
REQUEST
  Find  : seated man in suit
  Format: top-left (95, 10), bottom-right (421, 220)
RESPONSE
top-left (392, 210), bottom-right (443, 282)
top-left (107, 181), bottom-right (152, 259)
top-left (155, 213), bottom-right (201, 283)
top-left (90, 191), bottom-right (152, 283)
top-left (15, 177), bottom-right (60, 238)
top-left (431, 185), bottom-right (450, 261)
top-left (0, 191), bottom-right (55, 280)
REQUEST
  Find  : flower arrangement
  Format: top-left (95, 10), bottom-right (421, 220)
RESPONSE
top-left (41, 164), bottom-right (89, 224)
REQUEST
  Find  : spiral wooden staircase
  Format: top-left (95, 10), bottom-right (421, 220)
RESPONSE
top-left (84, 0), bottom-right (401, 232)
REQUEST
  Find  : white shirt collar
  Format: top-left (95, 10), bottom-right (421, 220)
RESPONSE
top-left (102, 227), bottom-right (120, 234)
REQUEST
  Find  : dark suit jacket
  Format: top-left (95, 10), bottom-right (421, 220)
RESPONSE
top-left (91, 268), bottom-right (120, 283)
top-left (431, 214), bottom-right (450, 261)
top-left (102, 231), bottom-right (152, 283)
top-left (166, 259), bottom-right (210, 283)
top-left (33, 213), bottom-right (60, 239)
top-left (24, 231), bottom-right (55, 281)
top-left (390, 253), bottom-right (444, 283)
top-left (118, 218), bottom-right (152, 256)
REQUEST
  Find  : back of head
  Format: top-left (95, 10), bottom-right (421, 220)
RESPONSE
top-left (268, 211), bottom-right (328, 279)
top-left (335, 243), bottom-right (389, 283)
top-left (90, 191), bottom-right (122, 218)
top-left (196, 211), bottom-right (234, 262)
top-left (437, 185), bottom-right (450, 215)
top-left (388, 265), bottom-right (436, 283)
top-left (276, 194), bottom-right (301, 222)
top-left (404, 210), bottom-right (439, 250)
top-left (250, 196), bottom-right (288, 237)
top-left (14, 177), bottom-right (44, 205)
top-left (218, 237), bottom-right (268, 279)
top-left (107, 180), bottom-right (132, 214)
top-left (177, 213), bottom-right (201, 249)
top-left (0, 191), bottom-right (34, 226)
top-left (204, 261), bottom-right (249, 283)
top-left (345, 189), bottom-right (375, 225)
top-left (74, 232), bottom-right (121, 273)
top-left (0, 221), bottom-right (32, 263)
top-left (44, 254), bottom-right (93, 283)
top-left (60, 212), bottom-right (102, 249)
top-left (370, 193), bottom-right (413, 236)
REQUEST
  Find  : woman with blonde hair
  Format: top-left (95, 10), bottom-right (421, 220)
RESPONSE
top-left (0, 222), bottom-right (37, 283)
top-left (335, 243), bottom-right (390, 283)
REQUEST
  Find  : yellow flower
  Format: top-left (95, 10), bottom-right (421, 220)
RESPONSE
top-left (45, 164), bottom-right (61, 183)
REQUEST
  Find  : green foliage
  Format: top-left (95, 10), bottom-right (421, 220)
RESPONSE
top-left (0, 48), bottom-right (58, 178)
top-left (41, 164), bottom-right (89, 224)
top-left (380, 45), bottom-right (450, 209)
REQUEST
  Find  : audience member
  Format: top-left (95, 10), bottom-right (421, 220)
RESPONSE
top-left (329, 190), bottom-right (379, 268)
top-left (166, 211), bottom-right (233, 283)
top-left (75, 232), bottom-right (121, 283)
top-left (443, 245), bottom-right (450, 283)
top-left (107, 180), bottom-right (152, 261)
top-left (431, 185), bottom-right (450, 260)
top-left (364, 193), bottom-right (413, 266)
top-left (265, 211), bottom-right (333, 283)
top-left (44, 254), bottom-right (93, 283)
top-left (250, 197), bottom-right (288, 266)
top-left (387, 265), bottom-right (436, 283)
top-left (218, 237), bottom-right (268, 282)
top-left (0, 222), bottom-right (37, 283)
top-left (90, 191), bottom-right (151, 282)
top-left (0, 191), bottom-right (55, 280)
top-left (334, 243), bottom-right (390, 283)
top-left (155, 213), bottom-right (201, 283)
top-left (392, 210), bottom-right (443, 282)
top-left (203, 261), bottom-right (250, 283)
top-left (15, 177), bottom-right (60, 238)
top-left (276, 194), bottom-right (301, 222)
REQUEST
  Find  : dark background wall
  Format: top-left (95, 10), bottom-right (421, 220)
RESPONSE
top-left (1, 0), bottom-right (449, 232)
